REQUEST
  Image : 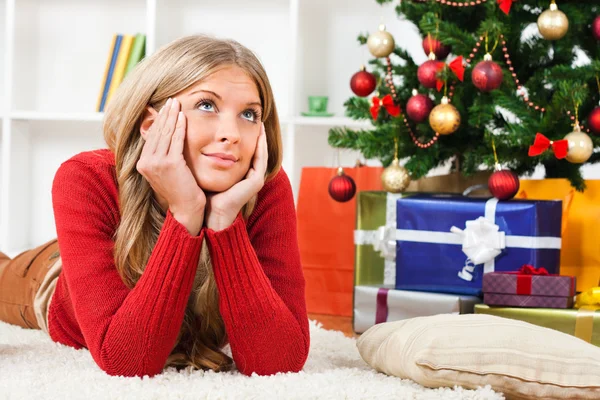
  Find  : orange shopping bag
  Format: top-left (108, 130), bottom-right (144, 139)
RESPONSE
top-left (297, 166), bottom-right (384, 316)
top-left (517, 179), bottom-right (600, 292)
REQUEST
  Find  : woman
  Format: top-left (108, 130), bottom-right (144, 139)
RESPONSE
top-left (0, 35), bottom-right (310, 378)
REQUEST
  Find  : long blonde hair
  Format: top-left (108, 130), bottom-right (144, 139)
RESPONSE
top-left (102, 35), bottom-right (282, 371)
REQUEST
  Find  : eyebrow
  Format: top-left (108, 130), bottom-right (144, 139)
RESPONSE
top-left (190, 89), bottom-right (262, 108)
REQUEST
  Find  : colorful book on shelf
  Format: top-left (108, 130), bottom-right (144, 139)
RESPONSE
top-left (105, 34), bottom-right (135, 107)
top-left (97, 34), bottom-right (123, 112)
top-left (124, 33), bottom-right (146, 78)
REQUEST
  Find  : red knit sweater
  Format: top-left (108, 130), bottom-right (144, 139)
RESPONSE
top-left (48, 149), bottom-right (309, 377)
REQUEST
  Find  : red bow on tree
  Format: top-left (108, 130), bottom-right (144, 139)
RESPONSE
top-left (519, 264), bottom-right (549, 276)
top-left (436, 56), bottom-right (465, 92)
top-left (528, 133), bottom-right (568, 159)
top-left (497, 0), bottom-right (514, 15)
top-left (370, 94), bottom-right (401, 121)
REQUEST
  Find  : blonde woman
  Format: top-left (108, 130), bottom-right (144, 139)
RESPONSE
top-left (0, 35), bottom-right (309, 377)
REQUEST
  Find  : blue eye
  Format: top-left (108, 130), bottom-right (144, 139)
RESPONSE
top-left (242, 110), bottom-right (256, 122)
top-left (198, 100), bottom-right (215, 112)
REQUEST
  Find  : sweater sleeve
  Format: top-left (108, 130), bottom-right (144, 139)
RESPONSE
top-left (204, 168), bottom-right (310, 376)
top-left (51, 159), bottom-right (203, 377)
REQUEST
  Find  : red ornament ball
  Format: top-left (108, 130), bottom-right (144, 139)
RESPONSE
top-left (422, 35), bottom-right (451, 60)
top-left (488, 169), bottom-right (520, 201)
top-left (593, 16), bottom-right (600, 40)
top-left (406, 93), bottom-right (434, 123)
top-left (588, 106), bottom-right (600, 135)
top-left (328, 168), bottom-right (356, 202)
top-left (472, 60), bottom-right (503, 92)
top-left (350, 68), bottom-right (377, 97)
top-left (418, 60), bottom-right (443, 89)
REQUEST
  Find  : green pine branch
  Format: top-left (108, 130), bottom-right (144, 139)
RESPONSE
top-left (331, 1), bottom-right (600, 190)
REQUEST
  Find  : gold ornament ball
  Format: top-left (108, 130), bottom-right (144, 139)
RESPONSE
top-left (429, 99), bottom-right (461, 135)
top-left (367, 24), bottom-right (395, 58)
top-left (381, 159), bottom-right (411, 193)
top-left (564, 128), bottom-right (593, 164)
top-left (537, 2), bottom-right (569, 40)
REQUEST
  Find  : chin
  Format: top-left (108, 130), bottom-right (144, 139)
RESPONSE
top-left (197, 174), bottom-right (238, 193)
top-left (192, 159), bottom-right (248, 193)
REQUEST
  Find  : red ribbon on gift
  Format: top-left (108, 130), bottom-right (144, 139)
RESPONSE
top-left (370, 94), bottom-right (401, 121)
top-left (497, 0), bottom-right (513, 15)
top-left (528, 133), bottom-right (568, 159)
top-left (519, 264), bottom-right (549, 276)
top-left (375, 288), bottom-right (389, 324)
top-left (516, 264), bottom-right (549, 295)
top-left (436, 56), bottom-right (465, 92)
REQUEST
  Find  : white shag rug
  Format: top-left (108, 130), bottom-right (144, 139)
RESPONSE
top-left (0, 320), bottom-right (503, 400)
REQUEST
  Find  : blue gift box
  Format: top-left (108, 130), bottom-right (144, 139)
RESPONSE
top-left (395, 195), bottom-right (562, 296)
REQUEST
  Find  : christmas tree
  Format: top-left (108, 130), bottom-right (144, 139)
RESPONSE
top-left (329, 0), bottom-right (600, 191)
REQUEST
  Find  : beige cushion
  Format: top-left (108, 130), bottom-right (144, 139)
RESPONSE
top-left (357, 313), bottom-right (600, 400)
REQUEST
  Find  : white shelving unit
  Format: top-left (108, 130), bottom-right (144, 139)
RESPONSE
top-left (0, 0), bottom-right (427, 255)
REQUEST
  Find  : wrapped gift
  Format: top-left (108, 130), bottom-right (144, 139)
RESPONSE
top-left (353, 285), bottom-right (481, 334)
top-left (395, 195), bottom-right (562, 296)
top-left (475, 304), bottom-right (600, 347)
top-left (517, 179), bottom-right (600, 292)
top-left (484, 293), bottom-right (573, 308)
top-left (353, 191), bottom-right (405, 287)
top-left (482, 265), bottom-right (576, 308)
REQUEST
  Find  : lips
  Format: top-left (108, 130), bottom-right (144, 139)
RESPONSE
top-left (203, 153), bottom-right (238, 162)
top-left (203, 152), bottom-right (238, 169)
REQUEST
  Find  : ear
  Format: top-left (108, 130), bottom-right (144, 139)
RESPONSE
top-left (139, 106), bottom-right (159, 140)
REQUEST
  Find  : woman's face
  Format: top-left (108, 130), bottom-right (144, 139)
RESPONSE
top-left (173, 65), bottom-right (263, 193)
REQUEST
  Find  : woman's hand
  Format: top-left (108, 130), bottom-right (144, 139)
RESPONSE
top-left (136, 98), bottom-right (206, 235)
top-left (204, 123), bottom-right (269, 231)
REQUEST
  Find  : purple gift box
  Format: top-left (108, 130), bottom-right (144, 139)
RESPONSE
top-left (482, 265), bottom-right (576, 309)
top-left (483, 293), bottom-right (573, 309)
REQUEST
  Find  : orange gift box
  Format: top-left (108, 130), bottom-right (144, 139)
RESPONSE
top-left (517, 179), bottom-right (600, 292)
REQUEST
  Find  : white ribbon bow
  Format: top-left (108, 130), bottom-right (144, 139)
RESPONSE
top-left (373, 224), bottom-right (397, 261)
top-left (451, 216), bottom-right (506, 281)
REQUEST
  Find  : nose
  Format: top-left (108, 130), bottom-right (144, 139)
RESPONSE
top-left (215, 114), bottom-right (241, 144)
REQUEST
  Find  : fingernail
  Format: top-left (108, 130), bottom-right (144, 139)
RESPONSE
top-left (171, 98), bottom-right (178, 108)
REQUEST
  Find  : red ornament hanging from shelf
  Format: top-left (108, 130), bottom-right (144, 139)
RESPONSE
top-left (328, 167), bottom-right (356, 202)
